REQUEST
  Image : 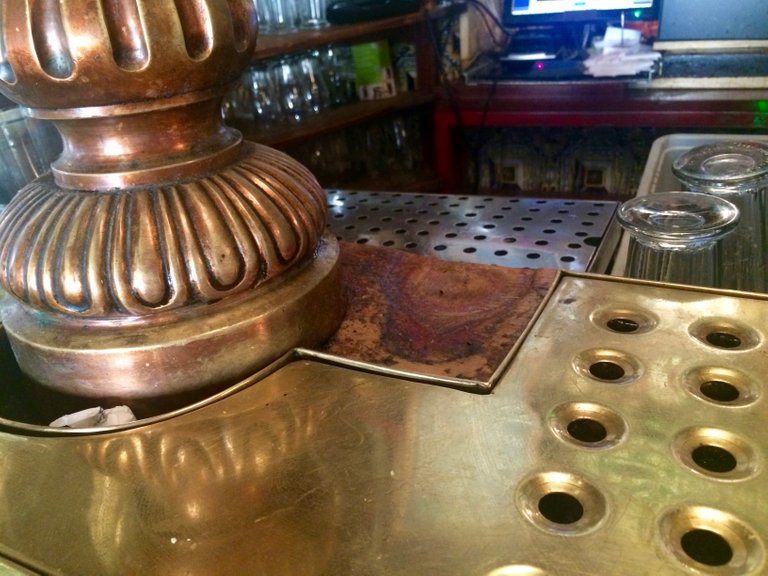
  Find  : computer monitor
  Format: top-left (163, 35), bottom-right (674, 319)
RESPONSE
top-left (503, 0), bottom-right (657, 27)
top-left (500, 0), bottom-right (657, 61)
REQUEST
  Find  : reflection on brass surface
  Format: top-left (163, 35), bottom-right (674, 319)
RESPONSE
top-left (0, 235), bottom-right (344, 412)
top-left (0, 0), bottom-right (344, 404)
top-left (0, 274), bottom-right (765, 574)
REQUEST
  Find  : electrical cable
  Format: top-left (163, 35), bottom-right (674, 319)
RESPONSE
top-left (425, 4), bottom-right (469, 185)
top-left (466, 0), bottom-right (522, 41)
top-left (427, 0), bottom-right (507, 192)
top-left (465, 1), bottom-right (512, 50)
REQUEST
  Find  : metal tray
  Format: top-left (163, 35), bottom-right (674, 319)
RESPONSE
top-left (0, 273), bottom-right (765, 574)
top-left (326, 190), bottom-right (620, 273)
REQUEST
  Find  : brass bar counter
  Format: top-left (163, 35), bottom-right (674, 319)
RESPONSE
top-left (0, 235), bottom-right (766, 574)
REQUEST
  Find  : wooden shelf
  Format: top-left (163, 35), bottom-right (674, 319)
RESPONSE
top-left (238, 3), bottom-right (465, 192)
top-left (231, 91), bottom-right (436, 148)
top-left (433, 81), bottom-right (768, 189)
top-left (253, 3), bottom-right (465, 60)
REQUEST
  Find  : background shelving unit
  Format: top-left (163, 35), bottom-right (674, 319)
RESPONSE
top-left (232, 91), bottom-right (436, 148)
top-left (227, 2), bottom-right (466, 191)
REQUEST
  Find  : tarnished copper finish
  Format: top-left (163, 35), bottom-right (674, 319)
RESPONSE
top-left (0, 237), bottom-right (344, 410)
top-left (0, 0), bottom-right (258, 190)
top-left (0, 0), bottom-right (344, 407)
top-left (0, 143), bottom-right (328, 317)
top-left (0, 1), bottom-right (256, 108)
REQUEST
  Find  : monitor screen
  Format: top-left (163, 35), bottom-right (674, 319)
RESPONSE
top-left (504, 0), bottom-right (656, 26)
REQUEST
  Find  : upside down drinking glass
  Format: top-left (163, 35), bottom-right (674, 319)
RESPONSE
top-left (299, 0), bottom-right (329, 28)
top-left (672, 140), bottom-right (768, 293)
top-left (618, 191), bottom-right (740, 288)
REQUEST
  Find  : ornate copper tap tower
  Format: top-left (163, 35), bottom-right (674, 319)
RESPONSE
top-left (0, 0), bottom-right (345, 413)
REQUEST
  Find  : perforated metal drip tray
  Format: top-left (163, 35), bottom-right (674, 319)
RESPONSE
top-left (326, 190), bottom-right (619, 272)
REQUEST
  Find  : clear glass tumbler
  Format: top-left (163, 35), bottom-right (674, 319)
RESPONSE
top-left (317, 45), bottom-right (356, 107)
top-left (273, 57), bottom-right (311, 123)
top-left (254, 0), bottom-right (273, 34)
top-left (296, 51), bottom-right (331, 114)
top-left (672, 140), bottom-right (768, 293)
top-left (618, 191), bottom-right (740, 288)
top-left (264, 0), bottom-right (297, 33)
top-left (299, 0), bottom-right (329, 28)
top-left (0, 107), bottom-right (61, 205)
top-left (249, 64), bottom-right (283, 126)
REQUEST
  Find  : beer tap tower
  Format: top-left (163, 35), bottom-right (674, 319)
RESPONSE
top-left (0, 0), bottom-right (345, 412)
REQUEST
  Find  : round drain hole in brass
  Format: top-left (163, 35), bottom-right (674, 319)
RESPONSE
top-left (659, 505), bottom-right (764, 575)
top-left (606, 318), bottom-right (639, 333)
top-left (550, 402), bottom-right (627, 449)
top-left (681, 529), bottom-right (733, 566)
top-left (516, 472), bottom-right (607, 535)
top-left (568, 419), bottom-right (606, 443)
top-left (707, 332), bottom-right (742, 348)
top-left (590, 361), bottom-right (624, 380)
top-left (701, 380), bottom-right (740, 403)
top-left (573, 349), bottom-right (642, 385)
top-left (591, 307), bottom-right (658, 335)
top-left (538, 492), bottom-right (583, 523)
top-left (672, 427), bottom-right (761, 482)
top-left (689, 318), bottom-right (761, 351)
top-left (692, 445), bottom-right (737, 473)
top-left (683, 366), bottom-right (759, 407)
top-left (485, 565), bottom-right (550, 576)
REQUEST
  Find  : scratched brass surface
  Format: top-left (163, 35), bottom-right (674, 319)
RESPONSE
top-left (0, 273), bottom-right (766, 575)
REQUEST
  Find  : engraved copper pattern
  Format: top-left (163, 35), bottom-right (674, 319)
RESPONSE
top-left (0, 142), bottom-right (327, 317)
top-left (0, 0), bottom-right (257, 109)
top-left (0, 0), bottom-right (344, 402)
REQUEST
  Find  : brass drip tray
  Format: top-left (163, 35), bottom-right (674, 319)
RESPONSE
top-left (0, 272), bottom-right (765, 574)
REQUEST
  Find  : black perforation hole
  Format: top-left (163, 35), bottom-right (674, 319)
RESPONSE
top-left (589, 361), bottom-right (625, 381)
top-left (606, 318), bottom-right (640, 333)
top-left (680, 529), bottom-right (733, 567)
top-left (706, 332), bottom-right (742, 349)
top-left (538, 492), bottom-right (584, 525)
top-left (700, 380), bottom-right (740, 403)
top-left (567, 418), bottom-right (608, 443)
top-left (691, 445), bottom-right (737, 474)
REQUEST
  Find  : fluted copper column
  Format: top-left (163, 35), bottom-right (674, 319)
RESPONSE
top-left (0, 0), bottom-right (345, 413)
